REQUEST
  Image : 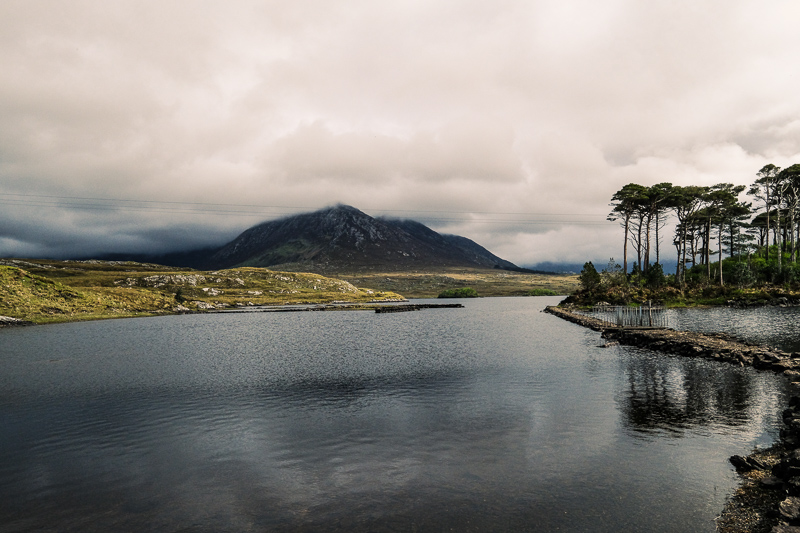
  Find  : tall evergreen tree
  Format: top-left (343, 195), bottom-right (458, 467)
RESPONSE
top-left (748, 164), bottom-right (781, 261)
top-left (701, 184), bottom-right (745, 285)
top-left (646, 183), bottom-right (675, 267)
top-left (670, 185), bottom-right (707, 286)
top-left (778, 164), bottom-right (800, 263)
top-left (608, 184), bottom-right (647, 278)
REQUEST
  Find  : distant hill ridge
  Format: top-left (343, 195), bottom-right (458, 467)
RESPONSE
top-left (209, 204), bottom-right (520, 272)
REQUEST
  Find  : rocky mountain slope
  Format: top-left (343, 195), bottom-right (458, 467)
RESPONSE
top-left (209, 204), bottom-right (519, 272)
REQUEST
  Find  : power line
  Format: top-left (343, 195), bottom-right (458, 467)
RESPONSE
top-left (0, 193), bottom-right (611, 225)
top-left (1, 192), bottom-right (608, 217)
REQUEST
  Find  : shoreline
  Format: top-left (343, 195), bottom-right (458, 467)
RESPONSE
top-left (544, 306), bottom-right (799, 373)
top-left (0, 301), bottom-right (475, 327)
top-left (545, 305), bottom-right (800, 532)
top-left (0, 315), bottom-right (34, 327)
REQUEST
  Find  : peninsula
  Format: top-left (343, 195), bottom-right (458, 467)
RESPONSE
top-left (0, 259), bottom-right (403, 324)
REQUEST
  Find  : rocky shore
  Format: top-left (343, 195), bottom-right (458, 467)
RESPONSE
top-left (0, 315), bottom-right (34, 327)
top-left (545, 305), bottom-right (800, 532)
top-left (188, 302), bottom-right (464, 314)
top-left (544, 306), bottom-right (800, 373)
top-left (719, 397), bottom-right (800, 533)
top-left (373, 303), bottom-right (464, 313)
top-left (726, 296), bottom-right (800, 309)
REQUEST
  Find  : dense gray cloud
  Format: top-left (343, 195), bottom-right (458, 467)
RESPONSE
top-left (1, 0), bottom-right (799, 265)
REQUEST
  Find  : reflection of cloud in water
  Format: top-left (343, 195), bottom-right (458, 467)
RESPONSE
top-left (1, 297), bottom-right (794, 532)
top-left (522, 376), bottom-right (619, 481)
top-left (3, 364), bottom-right (621, 530)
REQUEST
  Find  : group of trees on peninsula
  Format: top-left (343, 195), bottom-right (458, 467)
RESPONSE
top-left (581, 163), bottom-right (800, 300)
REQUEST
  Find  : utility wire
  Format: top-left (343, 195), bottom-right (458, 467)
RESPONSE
top-left (0, 193), bottom-right (610, 225)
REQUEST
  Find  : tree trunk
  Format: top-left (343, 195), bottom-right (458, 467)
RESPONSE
top-left (681, 226), bottom-right (687, 285)
top-left (644, 213), bottom-right (651, 273)
top-left (655, 211), bottom-right (660, 265)
top-left (623, 216), bottom-right (629, 277)
top-left (706, 216), bottom-right (712, 279)
top-left (637, 219), bottom-right (643, 273)
top-left (790, 209), bottom-right (796, 262)
top-left (719, 222), bottom-right (724, 286)
top-left (766, 191), bottom-right (770, 262)
top-left (777, 209), bottom-right (783, 270)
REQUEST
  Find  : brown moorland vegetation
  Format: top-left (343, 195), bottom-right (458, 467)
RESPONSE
top-left (333, 267), bottom-right (579, 298)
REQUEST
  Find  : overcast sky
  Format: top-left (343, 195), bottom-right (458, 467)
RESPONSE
top-left (2, 0), bottom-right (799, 266)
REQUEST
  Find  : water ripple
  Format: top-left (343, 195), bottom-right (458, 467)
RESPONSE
top-left (0, 297), bottom-right (792, 532)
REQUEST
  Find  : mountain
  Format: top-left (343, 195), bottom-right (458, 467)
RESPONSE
top-left (523, 260), bottom-right (679, 276)
top-left (209, 204), bottom-right (519, 272)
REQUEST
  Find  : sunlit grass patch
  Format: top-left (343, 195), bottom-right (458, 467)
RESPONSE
top-left (0, 260), bottom-right (406, 324)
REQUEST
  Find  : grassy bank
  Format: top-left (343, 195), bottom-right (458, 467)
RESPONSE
top-left (0, 259), bottom-right (404, 324)
top-left (333, 268), bottom-right (579, 298)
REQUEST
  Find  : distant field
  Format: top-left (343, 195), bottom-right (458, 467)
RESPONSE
top-left (335, 268), bottom-right (579, 298)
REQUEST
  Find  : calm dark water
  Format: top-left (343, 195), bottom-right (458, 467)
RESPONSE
top-left (0, 297), bottom-right (792, 532)
top-left (668, 306), bottom-right (800, 352)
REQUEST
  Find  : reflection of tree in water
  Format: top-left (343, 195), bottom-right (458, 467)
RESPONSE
top-left (620, 353), bottom-right (754, 435)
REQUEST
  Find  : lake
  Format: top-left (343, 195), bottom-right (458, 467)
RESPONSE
top-left (668, 305), bottom-right (800, 352)
top-left (0, 297), bottom-right (794, 532)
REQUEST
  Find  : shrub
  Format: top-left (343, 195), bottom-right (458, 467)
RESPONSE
top-left (600, 259), bottom-right (626, 288)
top-left (526, 288), bottom-right (559, 296)
top-left (437, 287), bottom-right (479, 298)
top-left (629, 263), bottom-right (643, 285)
top-left (579, 262), bottom-right (601, 292)
top-left (776, 264), bottom-right (800, 284)
top-left (761, 263), bottom-right (783, 284)
top-left (174, 288), bottom-right (186, 303)
top-left (724, 261), bottom-right (756, 287)
top-left (685, 265), bottom-right (709, 286)
top-left (644, 263), bottom-right (666, 289)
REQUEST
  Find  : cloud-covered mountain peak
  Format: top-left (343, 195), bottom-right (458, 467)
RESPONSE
top-left (210, 205), bottom-right (517, 271)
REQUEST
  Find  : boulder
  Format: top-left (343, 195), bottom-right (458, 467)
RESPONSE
top-left (730, 454), bottom-right (767, 472)
top-left (0, 315), bottom-right (34, 327)
top-left (773, 524), bottom-right (800, 533)
top-left (782, 497), bottom-right (800, 522)
top-left (761, 475), bottom-right (785, 489)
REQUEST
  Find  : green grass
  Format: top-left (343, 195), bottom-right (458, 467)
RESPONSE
top-left (0, 259), bottom-right (405, 324)
top-left (0, 265), bottom-right (176, 323)
top-left (0, 259), bottom-right (582, 324)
